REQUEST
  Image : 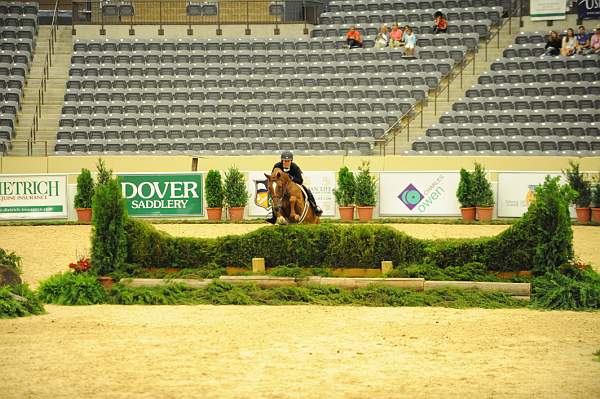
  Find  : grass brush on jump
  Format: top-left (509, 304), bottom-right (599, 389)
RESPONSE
top-left (107, 281), bottom-right (526, 308)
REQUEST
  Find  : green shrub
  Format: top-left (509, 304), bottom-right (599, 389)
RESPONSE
top-left (592, 179), bottom-right (600, 208)
top-left (456, 168), bottom-right (476, 208)
top-left (37, 272), bottom-right (107, 305)
top-left (205, 169), bottom-right (224, 208)
top-left (472, 162), bottom-right (494, 207)
top-left (0, 247), bottom-right (22, 275)
top-left (386, 262), bottom-right (507, 282)
top-left (0, 284), bottom-right (45, 318)
top-left (333, 166), bottom-right (356, 206)
top-left (564, 161), bottom-right (591, 208)
top-left (354, 162), bottom-right (377, 206)
top-left (91, 178), bottom-right (127, 275)
top-left (74, 168), bottom-right (94, 209)
top-left (223, 166), bottom-right (249, 208)
top-left (532, 267), bottom-right (600, 310)
top-left (95, 158), bottom-right (113, 186)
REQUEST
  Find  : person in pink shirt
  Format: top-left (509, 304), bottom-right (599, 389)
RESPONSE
top-left (591, 26), bottom-right (600, 54)
top-left (389, 23), bottom-right (403, 48)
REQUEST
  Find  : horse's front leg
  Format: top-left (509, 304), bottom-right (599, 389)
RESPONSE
top-left (289, 195), bottom-right (299, 221)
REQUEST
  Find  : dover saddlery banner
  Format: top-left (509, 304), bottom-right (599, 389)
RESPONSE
top-left (379, 172), bottom-right (461, 216)
top-left (118, 173), bottom-right (203, 217)
top-left (247, 171), bottom-right (336, 217)
top-left (497, 172), bottom-right (574, 217)
top-left (0, 174), bottom-right (67, 219)
top-left (531, 0), bottom-right (566, 20)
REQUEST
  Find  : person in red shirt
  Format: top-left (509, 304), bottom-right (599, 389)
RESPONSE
top-left (346, 25), bottom-right (363, 48)
top-left (432, 11), bottom-right (448, 34)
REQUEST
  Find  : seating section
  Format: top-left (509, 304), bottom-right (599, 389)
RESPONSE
top-left (326, 0), bottom-right (513, 12)
top-left (55, 0), bottom-right (494, 156)
top-left (0, 1), bottom-right (38, 155)
top-left (408, 31), bottom-right (600, 155)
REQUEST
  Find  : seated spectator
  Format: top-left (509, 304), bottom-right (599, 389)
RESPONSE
top-left (561, 28), bottom-right (578, 56)
top-left (375, 25), bottom-right (389, 48)
top-left (591, 26), bottom-right (600, 54)
top-left (403, 26), bottom-right (417, 56)
top-left (543, 30), bottom-right (561, 56)
top-left (346, 25), bottom-right (363, 49)
top-left (576, 25), bottom-right (590, 54)
top-left (432, 11), bottom-right (448, 34)
top-left (389, 23), bottom-right (403, 48)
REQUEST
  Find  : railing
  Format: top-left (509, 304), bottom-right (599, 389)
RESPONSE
top-left (71, 0), bottom-right (326, 35)
top-left (377, 0), bottom-right (523, 156)
top-left (26, 0), bottom-right (60, 156)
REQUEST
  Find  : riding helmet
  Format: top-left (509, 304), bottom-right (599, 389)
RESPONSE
top-left (281, 151), bottom-right (293, 161)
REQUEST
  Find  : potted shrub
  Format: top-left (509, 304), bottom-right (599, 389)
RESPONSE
top-left (564, 161), bottom-right (591, 223)
top-left (333, 166), bottom-right (356, 221)
top-left (223, 166), bottom-right (249, 221)
top-left (205, 169), bottom-right (224, 221)
top-left (592, 179), bottom-right (600, 223)
top-left (472, 162), bottom-right (495, 221)
top-left (456, 168), bottom-right (476, 221)
top-left (354, 161), bottom-right (377, 222)
top-left (74, 168), bottom-right (94, 222)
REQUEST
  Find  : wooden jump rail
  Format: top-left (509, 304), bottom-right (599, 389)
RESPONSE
top-left (120, 258), bottom-right (531, 299)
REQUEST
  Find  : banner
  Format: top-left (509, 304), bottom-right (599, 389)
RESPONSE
top-left (530, 0), bottom-right (566, 20)
top-left (577, 0), bottom-right (600, 20)
top-left (0, 174), bottom-right (68, 219)
top-left (118, 173), bottom-right (203, 217)
top-left (496, 172), bottom-right (578, 218)
top-left (247, 171), bottom-right (336, 217)
top-left (379, 172), bottom-right (461, 216)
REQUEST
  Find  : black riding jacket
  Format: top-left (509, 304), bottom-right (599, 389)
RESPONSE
top-left (272, 161), bottom-right (303, 185)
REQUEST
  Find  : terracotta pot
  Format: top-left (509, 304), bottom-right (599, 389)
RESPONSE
top-left (575, 207), bottom-right (591, 224)
top-left (477, 206), bottom-right (494, 222)
top-left (76, 208), bottom-right (92, 223)
top-left (460, 207), bottom-right (476, 222)
top-left (357, 206), bottom-right (374, 222)
top-left (338, 206), bottom-right (354, 221)
top-left (206, 207), bottom-right (223, 221)
top-left (592, 208), bottom-right (600, 223)
top-left (98, 276), bottom-right (114, 289)
top-left (229, 207), bottom-right (245, 221)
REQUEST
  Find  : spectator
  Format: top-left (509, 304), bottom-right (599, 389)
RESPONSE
top-left (576, 25), bottom-right (590, 54)
top-left (346, 25), bottom-right (363, 49)
top-left (375, 24), bottom-right (389, 48)
top-left (403, 26), bottom-right (417, 56)
top-left (561, 28), bottom-right (578, 56)
top-left (432, 11), bottom-right (448, 34)
top-left (389, 23), bottom-right (403, 48)
top-left (543, 30), bottom-right (561, 56)
top-left (591, 26), bottom-right (600, 54)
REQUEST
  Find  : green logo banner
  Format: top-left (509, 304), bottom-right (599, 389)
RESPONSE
top-left (118, 173), bottom-right (203, 217)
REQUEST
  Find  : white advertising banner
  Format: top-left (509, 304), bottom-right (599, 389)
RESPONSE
top-left (247, 171), bottom-right (336, 217)
top-left (379, 172), bottom-right (461, 216)
top-left (530, 0), bottom-right (566, 20)
top-left (0, 174), bottom-right (68, 219)
top-left (497, 172), bottom-right (576, 217)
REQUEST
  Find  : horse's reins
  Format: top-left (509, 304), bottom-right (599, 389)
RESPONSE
top-left (272, 177), bottom-right (310, 223)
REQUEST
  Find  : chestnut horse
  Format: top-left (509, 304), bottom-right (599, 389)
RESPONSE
top-left (264, 168), bottom-right (320, 224)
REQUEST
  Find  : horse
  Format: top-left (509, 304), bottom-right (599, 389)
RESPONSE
top-left (264, 168), bottom-right (320, 224)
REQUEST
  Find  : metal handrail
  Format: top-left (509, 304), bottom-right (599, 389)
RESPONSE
top-left (27, 0), bottom-right (60, 156)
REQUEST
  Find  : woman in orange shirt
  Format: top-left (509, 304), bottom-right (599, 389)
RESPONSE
top-left (433, 11), bottom-right (448, 34)
top-left (346, 25), bottom-right (363, 48)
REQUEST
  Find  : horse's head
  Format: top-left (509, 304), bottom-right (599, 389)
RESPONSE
top-left (265, 168), bottom-right (291, 213)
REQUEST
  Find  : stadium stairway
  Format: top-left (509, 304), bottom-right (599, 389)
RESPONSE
top-left (8, 26), bottom-right (71, 156)
top-left (380, 16), bottom-right (519, 155)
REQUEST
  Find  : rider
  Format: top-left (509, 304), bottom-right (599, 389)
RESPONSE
top-left (266, 151), bottom-right (323, 223)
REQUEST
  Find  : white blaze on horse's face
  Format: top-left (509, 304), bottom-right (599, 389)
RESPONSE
top-left (272, 182), bottom-right (277, 192)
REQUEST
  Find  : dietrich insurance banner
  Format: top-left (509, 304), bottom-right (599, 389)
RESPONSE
top-left (0, 174), bottom-right (68, 219)
top-left (530, 0), bottom-right (566, 20)
top-left (118, 173), bottom-right (203, 217)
